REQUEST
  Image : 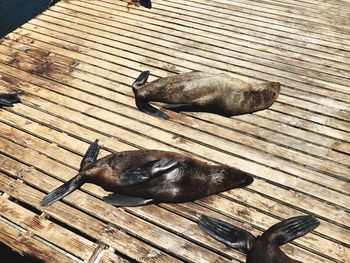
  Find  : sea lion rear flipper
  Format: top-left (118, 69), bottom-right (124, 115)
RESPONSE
top-left (262, 215), bottom-right (320, 246)
top-left (80, 139), bottom-right (100, 171)
top-left (132, 71), bottom-right (169, 119)
top-left (103, 193), bottom-right (154, 207)
top-left (139, 0), bottom-right (152, 8)
top-left (118, 158), bottom-right (180, 186)
top-left (40, 174), bottom-right (85, 207)
top-left (0, 93), bottom-right (21, 107)
top-left (135, 96), bottom-right (169, 120)
top-left (198, 215), bottom-right (255, 253)
top-left (162, 103), bottom-right (195, 112)
top-left (132, 71), bottom-right (150, 90)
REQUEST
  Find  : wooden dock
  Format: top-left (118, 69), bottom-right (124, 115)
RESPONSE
top-left (0, 0), bottom-right (349, 262)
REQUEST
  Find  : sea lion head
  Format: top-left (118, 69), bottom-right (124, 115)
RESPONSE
top-left (257, 81), bottom-right (281, 100)
top-left (248, 81), bottom-right (281, 112)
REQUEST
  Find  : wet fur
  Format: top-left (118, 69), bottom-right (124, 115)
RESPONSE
top-left (41, 149), bottom-right (253, 206)
top-left (84, 150), bottom-right (253, 203)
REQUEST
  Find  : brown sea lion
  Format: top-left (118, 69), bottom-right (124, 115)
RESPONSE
top-left (0, 93), bottom-right (21, 108)
top-left (132, 71), bottom-right (281, 119)
top-left (198, 215), bottom-right (320, 263)
top-left (40, 140), bottom-right (254, 207)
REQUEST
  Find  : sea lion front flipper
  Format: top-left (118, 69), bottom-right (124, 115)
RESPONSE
top-left (103, 193), bottom-right (154, 207)
top-left (118, 157), bottom-right (180, 186)
top-left (162, 103), bottom-right (195, 112)
top-left (262, 215), bottom-right (320, 246)
top-left (80, 139), bottom-right (100, 171)
top-left (135, 96), bottom-right (169, 120)
top-left (0, 93), bottom-right (21, 107)
top-left (198, 215), bottom-right (255, 253)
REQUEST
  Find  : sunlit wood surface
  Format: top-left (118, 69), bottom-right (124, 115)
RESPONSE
top-left (0, 0), bottom-right (349, 262)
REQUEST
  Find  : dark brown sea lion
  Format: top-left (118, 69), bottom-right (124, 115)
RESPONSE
top-left (0, 93), bottom-right (21, 108)
top-left (128, 0), bottom-right (152, 9)
top-left (132, 71), bottom-right (281, 119)
top-left (40, 140), bottom-right (253, 207)
top-left (198, 215), bottom-right (320, 263)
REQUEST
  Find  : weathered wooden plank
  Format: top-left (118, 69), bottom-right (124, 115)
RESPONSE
top-left (0, 171), bottom-right (187, 263)
top-left (73, 0), bottom-right (350, 67)
top-left (225, 113), bottom-right (349, 154)
top-left (0, 1), bottom-right (348, 263)
top-left (2, 38), bottom-right (349, 148)
top-left (4, 31), bottom-right (349, 143)
top-left (1, 44), bottom-right (349, 184)
top-left (54, 1), bottom-right (346, 80)
top-left (1, 96), bottom-right (348, 198)
top-left (0, 157), bottom-right (230, 263)
top-left (1, 40), bottom-right (348, 173)
top-left (34, 8), bottom-right (350, 109)
top-left (0, 100), bottom-right (348, 247)
top-left (246, 0), bottom-right (350, 11)
top-left (147, 0), bottom-right (350, 53)
top-left (187, 0), bottom-right (350, 19)
top-left (28, 9), bottom-right (350, 106)
top-left (0, 100), bottom-right (345, 255)
top-left (0, 217), bottom-right (75, 263)
top-left (0, 196), bottom-right (97, 261)
top-left (3, 39), bottom-right (348, 156)
top-left (8, 25), bottom-right (350, 130)
top-left (100, 249), bottom-right (131, 263)
top-left (0, 141), bottom-right (344, 263)
top-left (1, 81), bottom-right (348, 230)
top-left (49, 3), bottom-right (350, 81)
top-left (191, 0), bottom-right (350, 29)
top-left (131, 204), bottom-right (344, 263)
top-left (0, 156), bottom-right (238, 262)
top-left (163, 201), bottom-right (350, 263)
top-left (1, 66), bottom-right (349, 207)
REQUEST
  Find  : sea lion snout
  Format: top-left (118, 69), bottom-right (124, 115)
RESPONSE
top-left (256, 81), bottom-right (281, 104)
top-left (225, 167), bottom-right (254, 187)
top-left (255, 81), bottom-right (281, 94)
top-left (269, 82), bottom-right (281, 103)
top-left (238, 171), bottom-right (254, 187)
top-left (269, 82), bottom-right (281, 94)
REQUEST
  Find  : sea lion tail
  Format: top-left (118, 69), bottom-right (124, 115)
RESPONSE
top-left (262, 215), bottom-right (320, 246)
top-left (198, 215), bottom-right (255, 253)
top-left (40, 174), bottom-right (85, 207)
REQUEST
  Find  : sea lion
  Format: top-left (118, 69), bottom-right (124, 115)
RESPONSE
top-left (40, 140), bottom-right (254, 207)
top-left (132, 71), bottom-right (281, 119)
top-left (0, 93), bottom-right (21, 108)
top-left (128, 0), bottom-right (152, 9)
top-left (198, 215), bottom-right (320, 263)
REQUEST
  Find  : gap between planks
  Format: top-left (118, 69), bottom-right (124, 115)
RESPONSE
top-left (1, 40), bottom-right (349, 156)
top-left (0, 78), bottom-right (349, 212)
top-left (0, 146), bottom-right (344, 263)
